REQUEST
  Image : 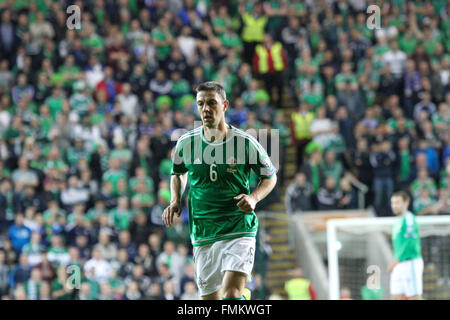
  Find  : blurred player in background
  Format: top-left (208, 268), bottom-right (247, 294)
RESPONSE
top-left (389, 191), bottom-right (423, 300)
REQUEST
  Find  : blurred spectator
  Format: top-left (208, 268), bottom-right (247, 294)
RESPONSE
top-left (8, 213), bottom-right (31, 253)
top-left (9, 253), bottom-right (31, 290)
top-left (317, 177), bottom-right (343, 211)
top-left (370, 141), bottom-right (396, 216)
top-left (162, 279), bottom-right (179, 300)
top-left (285, 172), bottom-right (313, 213)
top-left (51, 266), bottom-right (72, 300)
top-left (0, 249), bottom-right (9, 297)
top-left (180, 281), bottom-right (198, 300)
top-left (124, 280), bottom-right (142, 300)
top-left (284, 267), bottom-right (316, 300)
top-left (83, 248), bottom-right (112, 284)
top-left (253, 33), bottom-right (287, 108)
top-left (291, 102), bottom-right (314, 169)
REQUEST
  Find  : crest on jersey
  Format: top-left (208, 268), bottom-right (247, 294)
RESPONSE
top-left (226, 156), bottom-right (237, 172)
top-left (198, 278), bottom-right (207, 289)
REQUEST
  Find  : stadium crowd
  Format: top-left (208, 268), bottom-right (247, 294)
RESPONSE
top-left (0, 0), bottom-right (448, 300)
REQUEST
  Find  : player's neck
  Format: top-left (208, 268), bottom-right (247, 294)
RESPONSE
top-left (400, 210), bottom-right (408, 216)
top-left (203, 121), bottom-right (229, 143)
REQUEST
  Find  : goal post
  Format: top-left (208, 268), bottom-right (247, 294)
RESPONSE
top-left (327, 215), bottom-right (450, 300)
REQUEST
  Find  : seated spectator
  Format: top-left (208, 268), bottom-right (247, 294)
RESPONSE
top-left (46, 235), bottom-right (70, 268)
top-left (8, 253), bottom-right (31, 290)
top-left (51, 266), bottom-right (72, 300)
top-left (411, 168), bottom-right (438, 200)
top-left (285, 172), bottom-right (313, 213)
top-left (300, 148), bottom-right (324, 199)
top-left (8, 213), bottom-right (31, 253)
top-left (125, 264), bottom-right (151, 296)
top-left (83, 248), bottom-right (112, 284)
top-left (11, 157), bottom-right (39, 193)
top-left (133, 244), bottom-right (154, 277)
top-left (124, 280), bottom-right (142, 300)
top-left (162, 279), bottom-right (179, 300)
top-left (129, 211), bottom-right (152, 246)
top-left (24, 267), bottom-right (44, 300)
top-left (321, 150), bottom-right (344, 182)
top-left (93, 231), bottom-right (118, 262)
top-left (413, 91), bottom-right (437, 122)
top-left (180, 281), bottom-right (198, 300)
top-left (60, 176), bottom-right (90, 212)
top-left (22, 232), bottom-right (45, 267)
top-left (317, 177), bottom-right (343, 211)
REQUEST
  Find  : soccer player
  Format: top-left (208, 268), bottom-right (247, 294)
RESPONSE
top-left (162, 81), bottom-right (277, 300)
top-left (388, 191), bottom-right (423, 300)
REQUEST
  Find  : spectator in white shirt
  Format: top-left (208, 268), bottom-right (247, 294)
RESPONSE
top-left (117, 82), bottom-right (139, 123)
top-left (382, 40), bottom-right (407, 79)
top-left (84, 248), bottom-right (113, 284)
top-left (60, 175), bottom-right (90, 211)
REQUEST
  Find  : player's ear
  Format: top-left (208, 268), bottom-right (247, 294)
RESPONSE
top-left (223, 99), bottom-right (229, 112)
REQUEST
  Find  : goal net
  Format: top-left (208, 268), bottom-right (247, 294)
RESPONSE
top-left (326, 215), bottom-right (450, 300)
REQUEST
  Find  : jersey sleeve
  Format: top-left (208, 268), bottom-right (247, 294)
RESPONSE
top-left (248, 137), bottom-right (277, 179)
top-left (171, 139), bottom-right (188, 175)
top-left (404, 213), bottom-right (417, 238)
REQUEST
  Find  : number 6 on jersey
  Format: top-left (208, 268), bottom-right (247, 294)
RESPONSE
top-left (210, 163), bottom-right (218, 182)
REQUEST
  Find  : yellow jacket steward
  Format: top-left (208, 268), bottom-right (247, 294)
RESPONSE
top-left (241, 12), bottom-right (267, 42)
top-left (285, 278), bottom-right (312, 300)
top-left (255, 42), bottom-right (285, 73)
top-left (291, 111), bottom-right (315, 140)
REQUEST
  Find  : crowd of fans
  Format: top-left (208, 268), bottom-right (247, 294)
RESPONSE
top-left (0, 0), bottom-right (448, 300)
top-left (285, 0), bottom-right (449, 217)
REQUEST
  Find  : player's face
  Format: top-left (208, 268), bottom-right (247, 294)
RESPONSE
top-left (391, 196), bottom-right (408, 216)
top-left (196, 91), bottom-right (229, 128)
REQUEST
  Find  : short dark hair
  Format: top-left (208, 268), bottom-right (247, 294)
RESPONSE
top-left (195, 81), bottom-right (226, 101)
top-left (392, 191), bottom-right (410, 203)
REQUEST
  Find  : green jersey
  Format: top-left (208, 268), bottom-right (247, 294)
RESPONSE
top-left (171, 125), bottom-right (277, 247)
top-left (392, 211), bottom-right (422, 261)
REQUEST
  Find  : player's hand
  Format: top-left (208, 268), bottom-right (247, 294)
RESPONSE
top-left (234, 194), bottom-right (257, 213)
top-left (388, 260), bottom-right (399, 273)
top-left (162, 201), bottom-right (181, 227)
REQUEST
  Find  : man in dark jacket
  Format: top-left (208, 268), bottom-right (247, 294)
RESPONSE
top-left (317, 177), bottom-right (343, 211)
top-left (285, 172), bottom-right (313, 213)
top-left (370, 141), bottom-right (396, 216)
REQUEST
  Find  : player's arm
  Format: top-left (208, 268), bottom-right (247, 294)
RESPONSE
top-left (388, 259), bottom-right (399, 273)
top-left (162, 172), bottom-right (188, 227)
top-left (234, 174), bottom-right (277, 213)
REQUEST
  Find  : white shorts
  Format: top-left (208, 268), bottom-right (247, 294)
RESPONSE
top-left (193, 236), bottom-right (256, 297)
top-left (390, 258), bottom-right (424, 298)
